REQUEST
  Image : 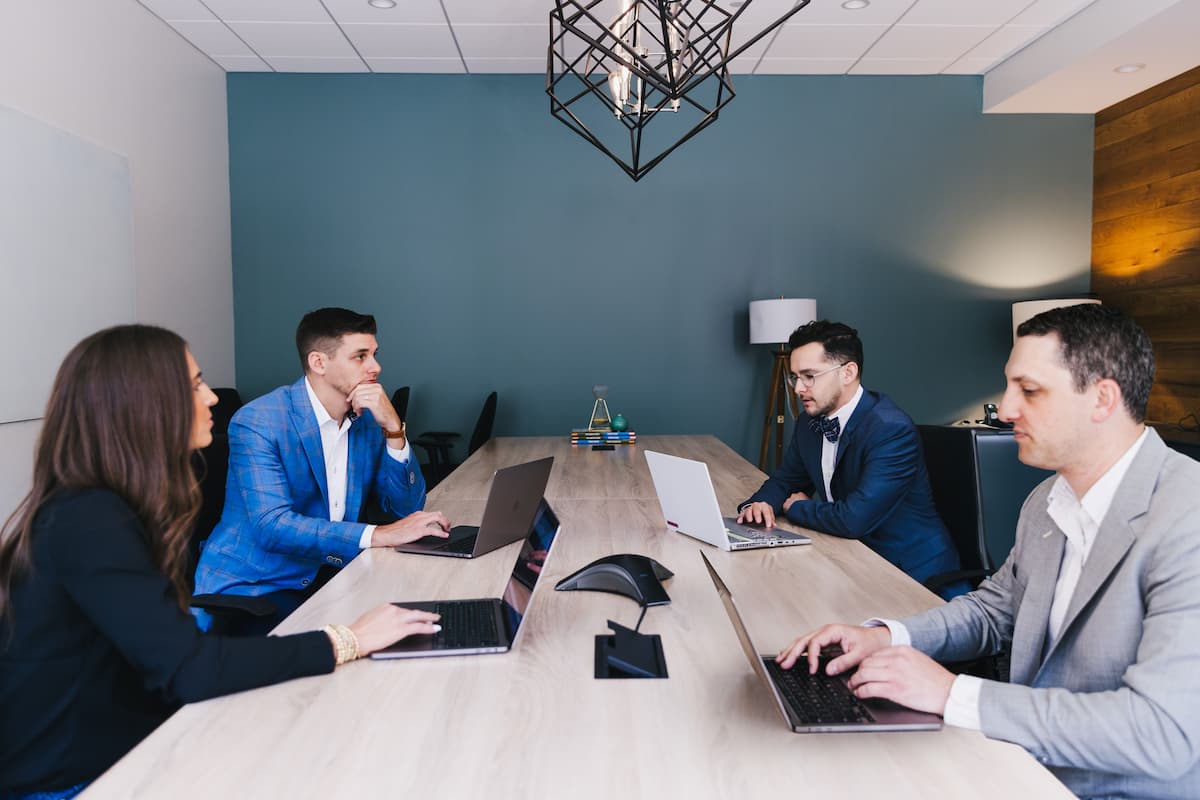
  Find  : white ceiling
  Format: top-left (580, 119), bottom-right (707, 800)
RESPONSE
top-left (136, 0), bottom-right (1200, 113)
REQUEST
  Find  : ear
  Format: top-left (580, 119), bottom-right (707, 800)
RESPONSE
top-left (841, 360), bottom-right (860, 385)
top-left (1092, 378), bottom-right (1123, 423)
top-left (307, 350), bottom-right (326, 376)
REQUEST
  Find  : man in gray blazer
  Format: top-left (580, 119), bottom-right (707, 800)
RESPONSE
top-left (778, 303), bottom-right (1200, 799)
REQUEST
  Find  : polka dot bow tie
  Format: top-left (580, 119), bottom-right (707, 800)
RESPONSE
top-left (808, 415), bottom-right (841, 443)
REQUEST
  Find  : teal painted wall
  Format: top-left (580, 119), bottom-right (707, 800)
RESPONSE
top-left (227, 74), bottom-right (1093, 464)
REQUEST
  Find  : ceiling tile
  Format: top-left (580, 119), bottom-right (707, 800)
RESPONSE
top-left (341, 23), bottom-right (460, 58)
top-left (757, 57), bottom-right (857, 74)
top-left (867, 24), bottom-right (992, 59)
top-left (323, 0), bottom-right (447, 25)
top-left (967, 25), bottom-right (1046, 61)
top-left (943, 57), bottom-right (998, 74)
top-left (786, 0), bottom-right (915, 26)
top-left (137, 0), bottom-right (215, 21)
top-left (167, 20), bottom-right (255, 56)
top-left (454, 24), bottom-right (545, 60)
top-left (366, 57), bottom-right (467, 73)
top-left (228, 22), bottom-right (358, 57)
top-left (202, 0), bottom-right (331, 23)
top-left (901, 0), bottom-right (1031, 27)
top-left (850, 57), bottom-right (954, 73)
top-left (465, 58), bottom-right (548, 73)
top-left (1009, 0), bottom-right (1096, 27)
top-left (264, 57), bottom-right (368, 72)
top-left (213, 55), bottom-right (273, 71)
top-left (444, 0), bottom-right (556, 25)
top-left (768, 24), bottom-right (889, 59)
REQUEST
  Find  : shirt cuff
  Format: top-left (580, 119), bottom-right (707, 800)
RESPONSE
top-left (943, 675), bottom-right (984, 730)
top-left (863, 618), bottom-right (910, 646)
top-left (359, 525), bottom-right (376, 549)
top-left (385, 440), bottom-right (411, 462)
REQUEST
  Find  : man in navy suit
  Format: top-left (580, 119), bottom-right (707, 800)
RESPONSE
top-left (738, 320), bottom-right (960, 594)
top-left (193, 308), bottom-right (451, 631)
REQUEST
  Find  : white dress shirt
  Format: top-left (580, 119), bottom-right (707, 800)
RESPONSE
top-left (304, 378), bottom-right (411, 549)
top-left (873, 428), bottom-right (1149, 729)
top-left (819, 385), bottom-right (863, 501)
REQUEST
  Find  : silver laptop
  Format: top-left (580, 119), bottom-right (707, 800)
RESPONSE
top-left (701, 552), bottom-right (942, 733)
top-left (371, 500), bottom-right (560, 659)
top-left (395, 457), bottom-right (553, 559)
top-left (643, 450), bottom-right (809, 550)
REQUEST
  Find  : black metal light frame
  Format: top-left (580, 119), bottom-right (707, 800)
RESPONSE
top-left (547, 0), bottom-right (810, 181)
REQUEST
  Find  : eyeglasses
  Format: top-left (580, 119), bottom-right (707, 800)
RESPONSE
top-left (786, 362), bottom-right (846, 389)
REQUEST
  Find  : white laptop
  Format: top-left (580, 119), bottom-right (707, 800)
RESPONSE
top-left (643, 450), bottom-right (810, 551)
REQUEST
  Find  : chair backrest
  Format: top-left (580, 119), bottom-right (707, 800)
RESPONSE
top-left (391, 386), bottom-right (410, 423)
top-left (918, 425), bottom-right (1052, 576)
top-left (918, 425), bottom-right (991, 574)
top-left (973, 431), bottom-right (1052, 568)
top-left (467, 392), bottom-right (498, 455)
top-left (212, 387), bottom-right (244, 433)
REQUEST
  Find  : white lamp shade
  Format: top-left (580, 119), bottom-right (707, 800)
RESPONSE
top-left (749, 298), bottom-right (817, 345)
top-left (1012, 299), bottom-right (1100, 341)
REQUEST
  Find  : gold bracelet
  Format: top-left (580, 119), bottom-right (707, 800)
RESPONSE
top-left (322, 624), bottom-right (361, 665)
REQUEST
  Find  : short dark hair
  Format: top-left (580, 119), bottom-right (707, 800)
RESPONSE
top-left (1017, 303), bottom-right (1155, 422)
top-left (295, 307), bottom-right (377, 371)
top-left (788, 320), bottom-right (864, 377)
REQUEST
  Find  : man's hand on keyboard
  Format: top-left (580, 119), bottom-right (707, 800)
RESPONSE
top-left (777, 624), bottom-right (891, 676)
top-left (737, 502), bottom-right (776, 528)
top-left (846, 646), bottom-right (954, 716)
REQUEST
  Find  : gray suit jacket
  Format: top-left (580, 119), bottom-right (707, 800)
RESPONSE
top-left (903, 430), bottom-right (1200, 799)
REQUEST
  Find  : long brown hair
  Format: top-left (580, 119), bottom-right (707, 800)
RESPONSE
top-left (0, 325), bottom-right (201, 617)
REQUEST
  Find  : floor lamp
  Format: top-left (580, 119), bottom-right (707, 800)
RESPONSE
top-left (750, 298), bottom-right (817, 472)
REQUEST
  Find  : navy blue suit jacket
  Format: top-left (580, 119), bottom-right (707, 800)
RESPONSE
top-left (742, 389), bottom-right (958, 585)
top-left (193, 378), bottom-right (425, 604)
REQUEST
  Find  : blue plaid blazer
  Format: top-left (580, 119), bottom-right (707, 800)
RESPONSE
top-left (193, 377), bottom-right (425, 603)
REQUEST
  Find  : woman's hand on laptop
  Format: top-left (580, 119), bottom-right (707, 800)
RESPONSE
top-left (777, 624), bottom-right (891, 676)
top-left (371, 511), bottom-right (451, 546)
top-left (349, 605), bottom-right (442, 657)
top-left (737, 502), bottom-right (776, 528)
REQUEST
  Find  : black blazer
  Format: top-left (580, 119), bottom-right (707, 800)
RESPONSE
top-left (0, 489), bottom-right (335, 795)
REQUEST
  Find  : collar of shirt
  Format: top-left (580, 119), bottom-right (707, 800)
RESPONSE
top-left (305, 377), bottom-right (352, 437)
top-left (1046, 427), bottom-right (1149, 551)
top-left (818, 385), bottom-right (864, 501)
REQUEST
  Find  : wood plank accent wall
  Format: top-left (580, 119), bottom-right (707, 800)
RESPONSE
top-left (1092, 65), bottom-right (1200, 441)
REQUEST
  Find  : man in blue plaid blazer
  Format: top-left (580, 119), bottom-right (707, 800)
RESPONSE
top-left (193, 308), bottom-right (451, 631)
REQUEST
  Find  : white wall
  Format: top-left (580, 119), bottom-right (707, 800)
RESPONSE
top-left (0, 0), bottom-right (233, 520)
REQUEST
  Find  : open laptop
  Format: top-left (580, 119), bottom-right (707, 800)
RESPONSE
top-left (701, 552), bottom-right (943, 732)
top-left (394, 456), bottom-right (553, 559)
top-left (644, 450), bottom-right (809, 551)
top-left (372, 500), bottom-right (560, 659)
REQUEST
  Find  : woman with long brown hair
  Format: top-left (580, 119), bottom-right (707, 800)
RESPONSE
top-left (0, 325), bottom-right (440, 800)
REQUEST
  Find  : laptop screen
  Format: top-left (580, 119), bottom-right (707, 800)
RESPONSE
top-left (499, 499), bottom-right (560, 637)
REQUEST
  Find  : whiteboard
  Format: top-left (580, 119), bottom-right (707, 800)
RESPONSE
top-left (0, 104), bottom-right (134, 423)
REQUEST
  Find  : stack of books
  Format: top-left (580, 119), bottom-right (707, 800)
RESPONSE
top-left (569, 429), bottom-right (638, 447)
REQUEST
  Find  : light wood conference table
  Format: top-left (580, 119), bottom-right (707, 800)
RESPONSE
top-left (85, 436), bottom-right (1071, 799)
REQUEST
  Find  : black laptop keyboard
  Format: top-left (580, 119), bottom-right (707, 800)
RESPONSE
top-left (433, 601), bottom-right (501, 649)
top-left (764, 658), bottom-right (875, 725)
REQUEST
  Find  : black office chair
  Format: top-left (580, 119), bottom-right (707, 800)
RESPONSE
top-left (918, 424), bottom-right (1053, 682)
top-left (413, 391), bottom-right (498, 489)
top-left (918, 425), bottom-right (996, 594)
top-left (188, 387), bottom-right (277, 632)
top-left (391, 386), bottom-right (410, 424)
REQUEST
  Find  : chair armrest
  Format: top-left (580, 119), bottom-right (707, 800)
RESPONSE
top-left (190, 593), bottom-right (277, 618)
top-left (922, 568), bottom-right (993, 594)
